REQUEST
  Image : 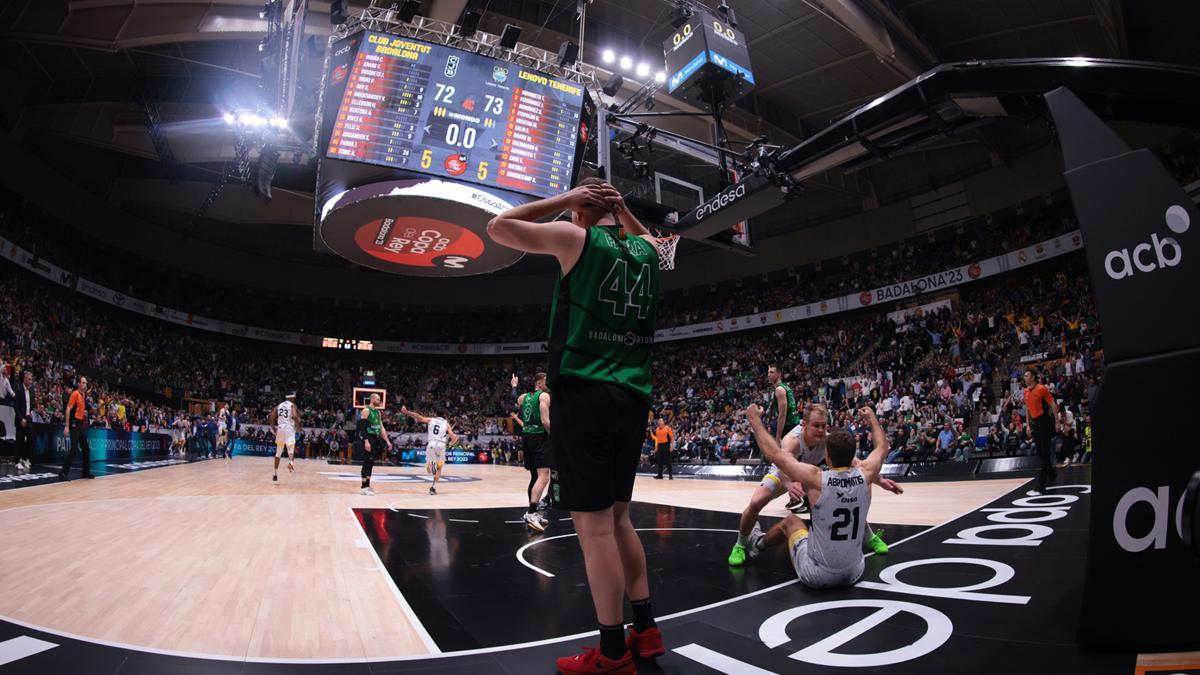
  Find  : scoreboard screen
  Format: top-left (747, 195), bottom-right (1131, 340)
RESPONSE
top-left (325, 32), bottom-right (586, 200)
top-left (322, 337), bottom-right (374, 351)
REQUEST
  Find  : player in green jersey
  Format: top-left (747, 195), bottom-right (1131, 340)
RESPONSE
top-left (488, 177), bottom-right (667, 674)
top-left (357, 393), bottom-right (391, 496)
top-left (510, 371), bottom-right (552, 532)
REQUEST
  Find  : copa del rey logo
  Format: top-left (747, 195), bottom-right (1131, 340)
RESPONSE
top-left (1105, 204), bottom-right (1189, 279)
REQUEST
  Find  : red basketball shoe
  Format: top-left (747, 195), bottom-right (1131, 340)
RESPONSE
top-left (626, 627), bottom-right (665, 659)
top-left (555, 646), bottom-right (635, 674)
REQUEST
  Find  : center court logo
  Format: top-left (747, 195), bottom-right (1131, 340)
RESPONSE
top-left (1104, 204), bottom-right (1189, 279)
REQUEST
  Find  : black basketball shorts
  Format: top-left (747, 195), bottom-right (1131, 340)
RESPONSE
top-left (522, 432), bottom-right (552, 470)
top-left (550, 376), bottom-right (649, 512)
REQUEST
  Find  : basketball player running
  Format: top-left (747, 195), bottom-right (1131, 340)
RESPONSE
top-left (511, 372), bottom-right (552, 532)
top-left (358, 393), bottom-right (391, 496)
top-left (489, 178), bottom-right (664, 674)
top-left (269, 393), bottom-right (298, 482)
top-left (746, 404), bottom-right (889, 588)
top-left (401, 406), bottom-right (457, 495)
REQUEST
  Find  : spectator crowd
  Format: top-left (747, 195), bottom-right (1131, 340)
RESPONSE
top-left (0, 184), bottom-right (1104, 470)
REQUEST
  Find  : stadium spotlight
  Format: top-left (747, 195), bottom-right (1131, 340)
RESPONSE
top-left (602, 73), bottom-right (624, 96)
top-left (458, 11), bottom-right (481, 38)
top-left (636, 62), bottom-right (650, 78)
top-left (398, 0), bottom-right (421, 23)
top-left (654, 71), bottom-right (667, 84)
top-left (500, 24), bottom-right (522, 49)
top-left (223, 112), bottom-right (236, 124)
top-left (602, 49), bottom-right (616, 64)
top-left (619, 55), bottom-right (633, 71)
top-left (558, 41), bottom-right (579, 66)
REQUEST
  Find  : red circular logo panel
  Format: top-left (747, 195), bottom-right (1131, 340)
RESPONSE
top-left (319, 179), bottom-right (524, 277)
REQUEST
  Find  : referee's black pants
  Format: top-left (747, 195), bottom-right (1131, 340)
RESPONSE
top-left (655, 443), bottom-right (672, 479)
top-left (1033, 414), bottom-right (1054, 489)
top-left (60, 422), bottom-right (93, 478)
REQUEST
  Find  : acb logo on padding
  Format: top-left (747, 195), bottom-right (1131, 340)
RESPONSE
top-left (1104, 204), bottom-right (1188, 279)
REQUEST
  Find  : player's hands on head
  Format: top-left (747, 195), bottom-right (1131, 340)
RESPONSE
top-left (560, 183), bottom-right (622, 213)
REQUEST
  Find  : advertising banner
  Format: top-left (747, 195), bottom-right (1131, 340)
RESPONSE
top-left (28, 424), bottom-right (172, 472)
top-left (396, 447), bottom-right (492, 465)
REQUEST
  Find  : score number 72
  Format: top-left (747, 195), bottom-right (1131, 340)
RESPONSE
top-left (432, 84), bottom-right (504, 115)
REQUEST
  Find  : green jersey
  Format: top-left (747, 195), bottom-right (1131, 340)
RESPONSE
top-left (365, 407), bottom-right (382, 436)
top-left (548, 226), bottom-right (658, 402)
top-left (778, 382), bottom-right (801, 428)
top-left (519, 391), bottom-right (546, 435)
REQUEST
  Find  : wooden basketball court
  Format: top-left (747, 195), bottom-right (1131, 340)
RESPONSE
top-left (0, 457), bottom-right (1026, 661)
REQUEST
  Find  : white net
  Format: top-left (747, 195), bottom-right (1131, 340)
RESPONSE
top-left (655, 234), bottom-right (681, 271)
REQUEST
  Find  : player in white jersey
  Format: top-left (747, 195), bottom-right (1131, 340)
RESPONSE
top-left (401, 405), bottom-right (458, 495)
top-left (269, 393), bottom-right (298, 482)
top-left (217, 404), bottom-right (230, 460)
top-left (170, 413), bottom-right (188, 456)
top-left (729, 402), bottom-right (830, 567)
top-left (746, 404), bottom-right (889, 588)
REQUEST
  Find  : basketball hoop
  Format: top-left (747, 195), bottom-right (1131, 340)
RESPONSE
top-left (654, 233), bottom-right (680, 271)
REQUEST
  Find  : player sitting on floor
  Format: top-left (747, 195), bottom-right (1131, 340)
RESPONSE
top-left (744, 404), bottom-right (890, 589)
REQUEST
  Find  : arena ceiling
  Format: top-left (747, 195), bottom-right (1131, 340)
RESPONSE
top-left (1, 0), bottom-right (1198, 280)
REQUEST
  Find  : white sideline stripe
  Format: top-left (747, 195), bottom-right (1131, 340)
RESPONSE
top-left (406, 513), bottom-right (428, 519)
top-left (447, 518), bottom-right (478, 523)
top-left (0, 483), bottom-right (1026, 663)
top-left (517, 528), bottom-right (740, 578)
top-left (348, 507), bottom-right (442, 654)
top-left (0, 636), bottom-right (58, 666)
top-left (355, 539), bottom-right (371, 549)
top-left (673, 643), bottom-right (775, 674)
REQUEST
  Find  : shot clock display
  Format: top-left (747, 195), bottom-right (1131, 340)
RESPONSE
top-left (324, 32), bottom-right (586, 199)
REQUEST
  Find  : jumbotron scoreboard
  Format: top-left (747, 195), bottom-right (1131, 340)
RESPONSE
top-left (664, 9), bottom-right (755, 107)
top-left (325, 32), bottom-right (586, 199)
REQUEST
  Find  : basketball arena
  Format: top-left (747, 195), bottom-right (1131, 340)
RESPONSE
top-left (0, 1), bottom-right (1198, 673)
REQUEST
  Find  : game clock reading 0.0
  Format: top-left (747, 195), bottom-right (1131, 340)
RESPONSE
top-left (325, 32), bottom-right (586, 200)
